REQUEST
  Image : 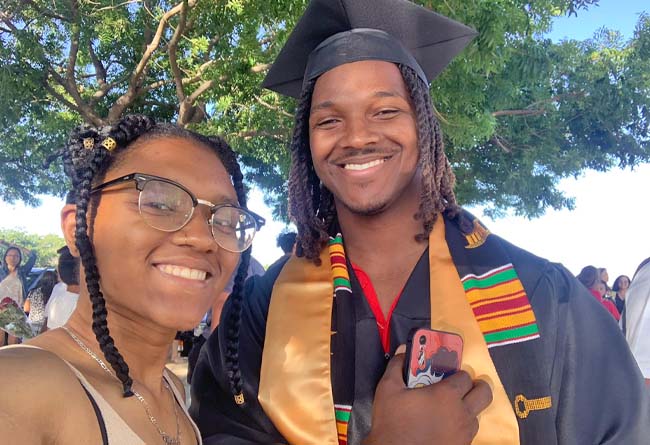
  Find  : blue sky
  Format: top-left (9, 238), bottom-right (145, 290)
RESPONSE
top-left (548, 0), bottom-right (646, 41)
top-left (1, 0), bottom-right (648, 280)
top-left (477, 0), bottom-right (650, 279)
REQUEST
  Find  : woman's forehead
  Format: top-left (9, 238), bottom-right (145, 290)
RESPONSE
top-left (110, 136), bottom-right (237, 201)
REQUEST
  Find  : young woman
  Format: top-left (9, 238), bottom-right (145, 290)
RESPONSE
top-left (577, 265), bottom-right (620, 321)
top-left (0, 244), bottom-right (37, 345)
top-left (612, 274), bottom-right (631, 315)
top-left (0, 115), bottom-right (264, 444)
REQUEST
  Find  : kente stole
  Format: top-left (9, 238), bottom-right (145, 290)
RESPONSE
top-left (259, 219), bottom-right (527, 444)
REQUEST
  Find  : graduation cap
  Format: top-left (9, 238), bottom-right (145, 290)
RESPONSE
top-left (262, 0), bottom-right (478, 98)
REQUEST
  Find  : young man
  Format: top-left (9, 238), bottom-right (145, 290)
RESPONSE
top-left (191, 1), bottom-right (650, 444)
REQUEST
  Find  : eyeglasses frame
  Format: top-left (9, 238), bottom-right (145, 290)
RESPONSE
top-left (90, 172), bottom-right (265, 251)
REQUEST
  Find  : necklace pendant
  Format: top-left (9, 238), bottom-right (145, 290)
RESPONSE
top-left (162, 434), bottom-right (181, 445)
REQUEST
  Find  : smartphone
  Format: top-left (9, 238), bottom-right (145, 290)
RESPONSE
top-left (402, 327), bottom-right (463, 388)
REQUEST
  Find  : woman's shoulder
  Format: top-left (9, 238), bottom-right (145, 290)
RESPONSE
top-left (0, 343), bottom-right (87, 402)
top-left (0, 342), bottom-right (72, 374)
top-left (0, 344), bottom-right (99, 443)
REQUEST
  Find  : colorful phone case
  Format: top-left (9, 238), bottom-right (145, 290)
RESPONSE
top-left (403, 328), bottom-right (463, 388)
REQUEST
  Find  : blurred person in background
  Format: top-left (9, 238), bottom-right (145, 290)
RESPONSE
top-left (599, 267), bottom-right (615, 298)
top-left (577, 266), bottom-right (620, 321)
top-left (613, 275), bottom-right (631, 316)
top-left (24, 270), bottom-right (58, 335)
top-left (0, 242), bottom-right (37, 345)
top-left (276, 231), bottom-right (297, 256)
top-left (624, 258), bottom-right (650, 386)
top-left (44, 246), bottom-right (80, 330)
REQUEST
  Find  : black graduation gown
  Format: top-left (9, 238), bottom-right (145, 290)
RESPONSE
top-left (190, 217), bottom-right (650, 445)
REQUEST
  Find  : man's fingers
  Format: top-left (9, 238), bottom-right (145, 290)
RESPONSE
top-left (462, 379), bottom-right (493, 417)
top-left (440, 371), bottom-right (473, 398)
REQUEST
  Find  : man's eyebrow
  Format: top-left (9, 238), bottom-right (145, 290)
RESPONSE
top-left (374, 90), bottom-right (407, 100)
top-left (310, 90), bottom-right (407, 113)
top-left (310, 100), bottom-right (334, 112)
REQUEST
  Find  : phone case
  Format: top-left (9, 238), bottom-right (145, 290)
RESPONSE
top-left (403, 327), bottom-right (463, 388)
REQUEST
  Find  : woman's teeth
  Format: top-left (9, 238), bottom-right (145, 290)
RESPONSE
top-left (157, 264), bottom-right (207, 281)
top-left (344, 158), bottom-right (385, 171)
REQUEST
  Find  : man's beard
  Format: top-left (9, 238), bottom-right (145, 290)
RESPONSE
top-left (334, 190), bottom-right (390, 217)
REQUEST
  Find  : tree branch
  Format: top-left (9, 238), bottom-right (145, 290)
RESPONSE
top-left (139, 60), bottom-right (215, 95)
top-left (141, 78), bottom-right (172, 94)
top-left (47, 70), bottom-right (105, 126)
top-left (109, 0), bottom-right (197, 122)
top-left (492, 109), bottom-right (546, 117)
top-left (94, 0), bottom-right (142, 12)
top-left (234, 130), bottom-right (287, 141)
top-left (187, 79), bottom-right (214, 104)
top-left (21, 0), bottom-right (69, 22)
top-left (0, 13), bottom-right (18, 32)
top-left (142, 0), bottom-right (153, 53)
top-left (251, 63), bottom-right (271, 74)
top-left (524, 91), bottom-right (586, 110)
top-left (492, 92), bottom-right (586, 118)
top-left (65, 1), bottom-right (81, 84)
top-left (43, 83), bottom-right (81, 114)
top-left (184, 60), bottom-right (216, 84)
top-left (491, 134), bottom-right (513, 153)
top-left (256, 96), bottom-right (292, 118)
top-left (88, 41), bottom-right (107, 86)
top-left (203, 34), bottom-right (221, 62)
top-left (168, 0), bottom-right (189, 103)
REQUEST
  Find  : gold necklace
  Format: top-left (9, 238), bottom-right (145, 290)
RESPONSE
top-left (61, 326), bottom-right (182, 445)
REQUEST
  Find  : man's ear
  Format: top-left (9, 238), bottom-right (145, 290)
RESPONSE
top-left (61, 204), bottom-right (80, 257)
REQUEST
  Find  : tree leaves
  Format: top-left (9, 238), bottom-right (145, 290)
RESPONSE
top-left (0, 0), bottom-right (648, 221)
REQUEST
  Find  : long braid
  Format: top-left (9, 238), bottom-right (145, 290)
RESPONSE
top-left (64, 116), bottom-right (250, 397)
top-left (287, 79), bottom-right (333, 264)
top-left (68, 115), bottom-right (156, 396)
top-left (205, 136), bottom-right (252, 405)
top-left (400, 65), bottom-right (460, 240)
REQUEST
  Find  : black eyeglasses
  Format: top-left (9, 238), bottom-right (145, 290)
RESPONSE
top-left (91, 173), bottom-right (265, 253)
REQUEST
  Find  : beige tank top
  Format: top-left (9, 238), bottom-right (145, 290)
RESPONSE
top-left (4, 344), bottom-right (202, 444)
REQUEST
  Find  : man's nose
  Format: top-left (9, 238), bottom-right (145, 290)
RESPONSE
top-left (340, 115), bottom-right (379, 149)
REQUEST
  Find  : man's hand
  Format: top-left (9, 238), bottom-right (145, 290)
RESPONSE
top-left (363, 350), bottom-right (493, 445)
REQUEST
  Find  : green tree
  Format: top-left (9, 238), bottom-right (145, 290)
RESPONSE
top-left (0, 229), bottom-right (65, 267)
top-left (1, 0), bottom-right (648, 218)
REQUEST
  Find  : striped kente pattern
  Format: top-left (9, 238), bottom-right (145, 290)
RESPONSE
top-left (329, 234), bottom-right (352, 293)
top-left (335, 404), bottom-right (352, 445)
top-left (461, 264), bottom-right (540, 348)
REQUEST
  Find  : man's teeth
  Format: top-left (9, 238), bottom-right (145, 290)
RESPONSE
top-left (157, 264), bottom-right (207, 281)
top-left (344, 158), bottom-right (385, 171)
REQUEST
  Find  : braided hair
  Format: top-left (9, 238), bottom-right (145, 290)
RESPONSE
top-left (287, 65), bottom-right (461, 264)
top-left (62, 115), bottom-right (251, 397)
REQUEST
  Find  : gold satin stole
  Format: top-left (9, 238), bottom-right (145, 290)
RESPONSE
top-left (259, 220), bottom-right (520, 444)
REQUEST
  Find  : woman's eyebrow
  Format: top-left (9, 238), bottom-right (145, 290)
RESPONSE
top-left (200, 194), bottom-right (239, 206)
